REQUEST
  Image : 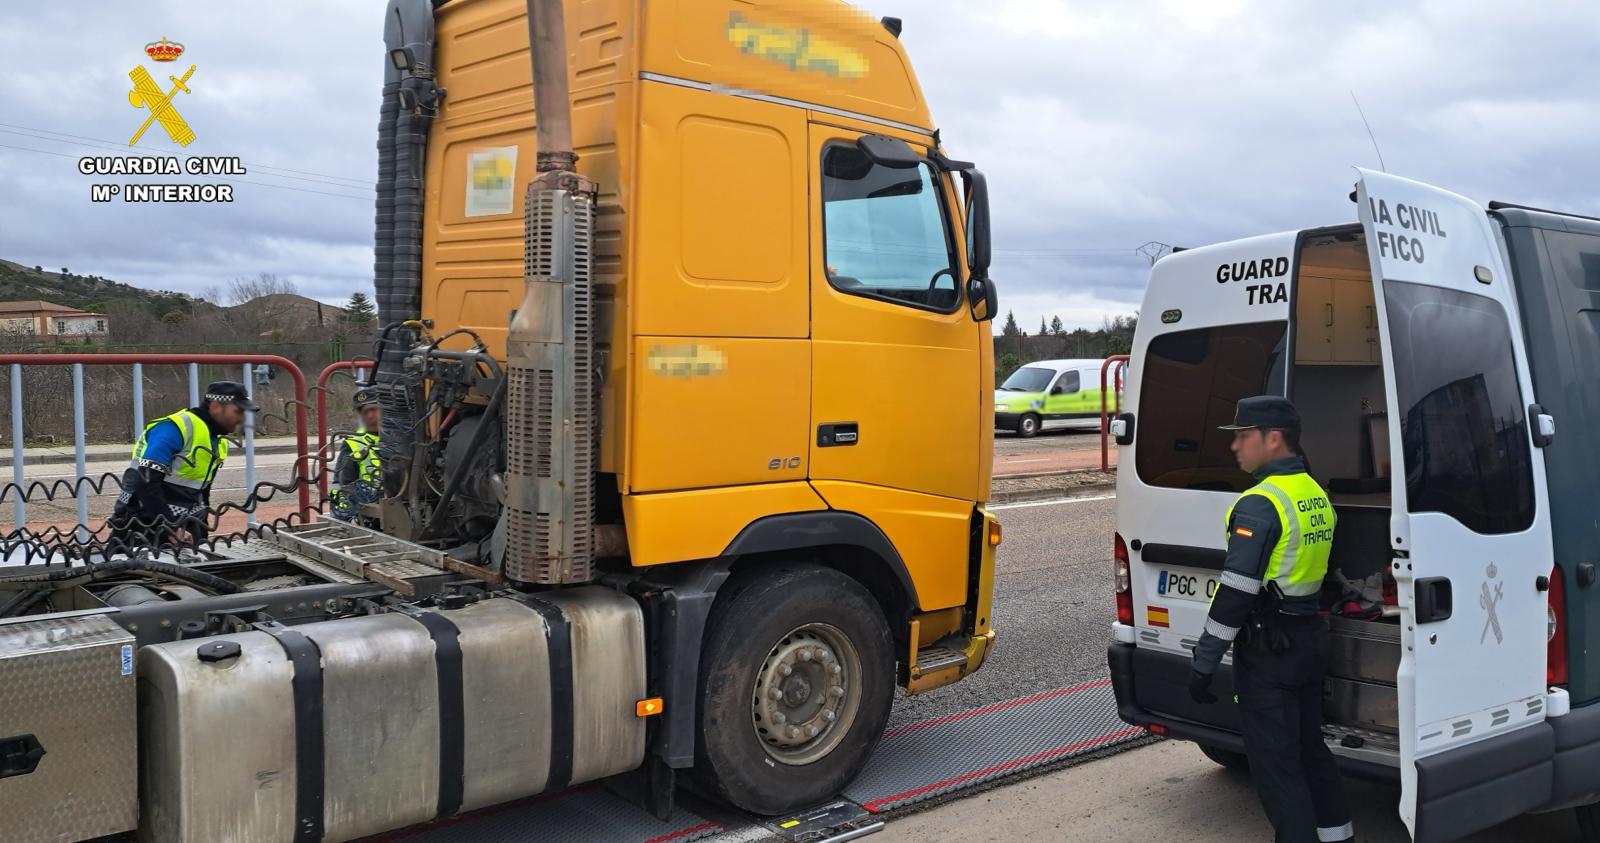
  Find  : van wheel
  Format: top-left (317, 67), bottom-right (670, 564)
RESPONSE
top-left (695, 563), bottom-right (895, 815)
top-left (1199, 744), bottom-right (1249, 772)
top-left (1018, 413), bottom-right (1041, 437)
top-left (1575, 802), bottom-right (1600, 841)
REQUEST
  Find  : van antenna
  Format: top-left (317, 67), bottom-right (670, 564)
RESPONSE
top-left (1349, 91), bottom-right (1386, 173)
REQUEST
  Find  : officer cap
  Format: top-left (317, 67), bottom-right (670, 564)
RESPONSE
top-left (1219, 395), bottom-right (1299, 432)
top-left (204, 380), bottom-right (258, 412)
top-left (353, 387), bottom-right (380, 411)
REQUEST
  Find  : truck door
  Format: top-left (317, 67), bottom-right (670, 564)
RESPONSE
top-left (1357, 169), bottom-right (1554, 840)
top-left (807, 125), bottom-right (982, 504)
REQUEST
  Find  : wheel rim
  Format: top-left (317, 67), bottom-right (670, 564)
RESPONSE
top-left (1022, 417), bottom-right (1037, 434)
top-left (751, 622), bottom-right (862, 766)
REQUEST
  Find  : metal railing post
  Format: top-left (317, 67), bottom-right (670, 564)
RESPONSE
top-left (10, 364), bottom-right (23, 530)
top-left (72, 363), bottom-right (88, 542)
top-left (188, 362), bottom-right (200, 406)
top-left (1100, 354), bottom-right (1130, 473)
top-left (132, 362), bottom-right (145, 437)
top-left (242, 363), bottom-right (256, 525)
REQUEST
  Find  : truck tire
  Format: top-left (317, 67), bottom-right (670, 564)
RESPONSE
top-left (695, 563), bottom-right (895, 815)
top-left (1018, 413), bottom-right (1041, 437)
top-left (1198, 744), bottom-right (1249, 772)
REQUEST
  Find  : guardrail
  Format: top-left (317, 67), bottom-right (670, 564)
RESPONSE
top-left (1099, 354), bottom-right (1129, 472)
top-left (1, 353), bottom-right (311, 537)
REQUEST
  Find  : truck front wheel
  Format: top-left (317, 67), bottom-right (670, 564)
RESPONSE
top-left (695, 563), bottom-right (895, 815)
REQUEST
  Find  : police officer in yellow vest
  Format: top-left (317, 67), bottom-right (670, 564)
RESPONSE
top-left (111, 381), bottom-right (255, 551)
top-left (1188, 396), bottom-right (1352, 843)
top-left (330, 387), bottom-right (381, 524)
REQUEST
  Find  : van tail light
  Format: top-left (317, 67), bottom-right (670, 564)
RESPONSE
top-left (1548, 564), bottom-right (1568, 687)
top-left (1114, 532), bottom-right (1133, 625)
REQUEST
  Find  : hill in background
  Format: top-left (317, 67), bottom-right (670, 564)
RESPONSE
top-left (0, 259), bottom-right (195, 318)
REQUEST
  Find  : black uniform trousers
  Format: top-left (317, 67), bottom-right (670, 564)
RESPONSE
top-left (1233, 613), bottom-right (1352, 843)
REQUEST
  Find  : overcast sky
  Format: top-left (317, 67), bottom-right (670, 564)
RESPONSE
top-left (1, 1), bottom-right (1596, 331)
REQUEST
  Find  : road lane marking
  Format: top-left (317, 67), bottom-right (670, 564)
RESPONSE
top-left (990, 493), bottom-right (1115, 510)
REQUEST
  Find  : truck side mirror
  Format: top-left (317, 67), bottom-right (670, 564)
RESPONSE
top-left (963, 169), bottom-right (992, 274)
top-left (963, 168), bottom-right (996, 322)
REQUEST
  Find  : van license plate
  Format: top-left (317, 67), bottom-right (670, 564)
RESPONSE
top-left (1157, 570), bottom-right (1218, 603)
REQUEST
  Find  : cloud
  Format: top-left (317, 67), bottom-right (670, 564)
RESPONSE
top-left (2, 0), bottom-right (1597, 331)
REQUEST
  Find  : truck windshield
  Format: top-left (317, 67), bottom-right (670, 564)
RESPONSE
top-left (822, 146), bottom-right (959, 311)
top-left (1000, 367), bottom-right (1055, 392)
top-left (1384, 281), bottom-right (1535, 534)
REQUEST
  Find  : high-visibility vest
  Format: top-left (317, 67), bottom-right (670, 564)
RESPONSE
top-left (1225, 471), bottom-right (1336, 598)
top-left (131, 409), bottom-right (227, 491)
top-left (345, 430), bottom-right (380, 485)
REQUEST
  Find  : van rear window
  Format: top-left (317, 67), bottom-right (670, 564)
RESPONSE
top-left (1384, 281), bottom-right (1534, 534)
top-left (1135, 321), bottom-right (1287, 492)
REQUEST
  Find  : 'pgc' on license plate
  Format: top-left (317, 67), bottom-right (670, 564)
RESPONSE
top-left (1157, 569), bottom-right (1218, 603)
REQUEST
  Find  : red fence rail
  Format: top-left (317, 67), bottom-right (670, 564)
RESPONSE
top-left (1, 353), bottom-right (312, 516)
top-left (1099, 354), bottom-right (1130, 473)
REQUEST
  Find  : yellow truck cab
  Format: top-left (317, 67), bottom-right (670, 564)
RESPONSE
top-left (392, 0), bottom-right (1002, 817)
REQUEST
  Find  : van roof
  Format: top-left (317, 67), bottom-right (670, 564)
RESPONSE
top-left (1013, 358), bottom-right (1106, 371)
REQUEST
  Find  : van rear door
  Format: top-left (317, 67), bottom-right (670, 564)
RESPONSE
top-left (1357, 169), bottom-right (1554, 842)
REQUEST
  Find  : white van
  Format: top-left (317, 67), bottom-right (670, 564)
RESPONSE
top-left (1109, 170), bottom-right (1600, 842)
top-left (995, 358), bottom-right (1117, 436)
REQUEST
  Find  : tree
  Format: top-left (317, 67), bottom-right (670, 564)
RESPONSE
top-left (997, 352), bottom-right (1022, 382)
top-left (162, 310), bottom-right (190, 330)
top-left (227, 272), bottom-right (298, 305)
top-left (32, 265), bottom-right (41, 274)
top-left (343, 292), bottom-right (376, 328)
top-left (1039, 316), bottom-right (1047, 336)
top-left (60, 267), bottom-right (69, 276)
top-left (1001, 310), bottom-right (1021, 338)
top-left (1050, 316), bottom-right (1065, 336)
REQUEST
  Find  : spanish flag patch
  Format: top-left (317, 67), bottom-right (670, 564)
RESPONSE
top-left (1234, 526), bottom-right (1255, 538)
top-left (1147, 606), bottom-right (1170, 628)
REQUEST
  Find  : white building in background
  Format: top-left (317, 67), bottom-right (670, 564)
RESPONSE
top-left (0, 301), bottom-right (109, 337)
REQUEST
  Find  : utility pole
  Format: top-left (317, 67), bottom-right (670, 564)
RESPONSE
top-left (1136, 241), bottom-right (1173, 266)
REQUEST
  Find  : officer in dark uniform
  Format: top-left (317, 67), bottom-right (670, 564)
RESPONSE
top-left (1188, 396), bottom-right (1353, 843)
top-left (111, 381), bottom-right (256, 553)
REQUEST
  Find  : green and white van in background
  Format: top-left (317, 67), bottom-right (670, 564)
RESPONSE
top-left (994, 358), bottom-right (1121, 437)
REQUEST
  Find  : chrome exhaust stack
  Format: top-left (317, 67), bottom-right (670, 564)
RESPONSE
top-left (502, 0), bottom-right (597, 585)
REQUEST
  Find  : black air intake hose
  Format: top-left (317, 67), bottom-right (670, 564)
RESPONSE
top-left (377, 0), bottom-right (439, 495)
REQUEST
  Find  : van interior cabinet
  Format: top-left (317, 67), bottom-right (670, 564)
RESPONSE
top-left (1295, 272), bottom-right (1378, 365)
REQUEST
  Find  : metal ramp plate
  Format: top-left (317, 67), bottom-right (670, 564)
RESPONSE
top-left (255, 518), bottom-right (451, 595)
top-left (359, 677), bottom-right (1149, 842)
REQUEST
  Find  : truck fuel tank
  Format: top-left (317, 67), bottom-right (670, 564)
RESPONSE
top-left (138, 587), bottom-right (646, 842)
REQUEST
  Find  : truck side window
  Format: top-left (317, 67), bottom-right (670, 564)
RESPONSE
top-left (1383, 281), bottom-right (1535, 534)
top-left (821, 145), bottom-right (959, 312)
top-left (1134, 321), bottom-right (1288, 492)
top-left (1054, 371), bottom-right (1080, 394)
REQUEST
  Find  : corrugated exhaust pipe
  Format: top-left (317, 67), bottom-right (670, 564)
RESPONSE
top-left (502, 0), bottom-right (599, 585)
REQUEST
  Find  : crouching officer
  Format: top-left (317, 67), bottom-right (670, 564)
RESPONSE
top-left (111, 381), bottom-right (255, 552)
top-left (1188, 396), bottom-right (1352, 843)
top-left (330, 387), bottom-right (381, 524)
